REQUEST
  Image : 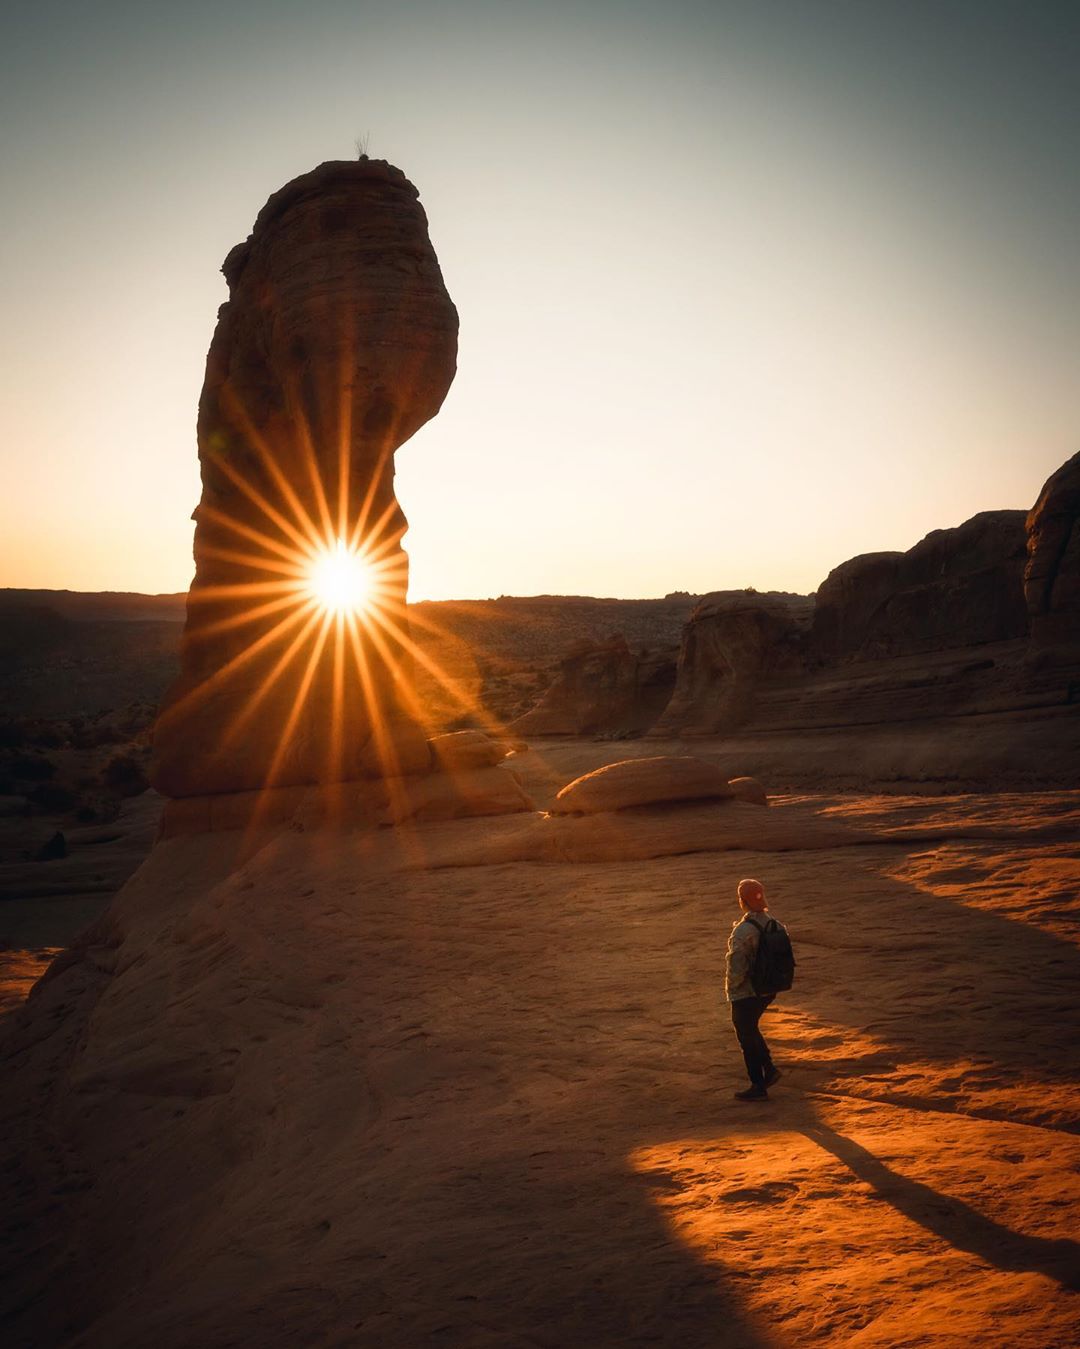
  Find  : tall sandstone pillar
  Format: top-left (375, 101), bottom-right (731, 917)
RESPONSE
top-left (153, 160), bottom-right (458, 798)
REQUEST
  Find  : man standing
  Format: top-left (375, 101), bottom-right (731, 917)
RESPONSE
top-left (726, 877), bottom-right (782, 1101)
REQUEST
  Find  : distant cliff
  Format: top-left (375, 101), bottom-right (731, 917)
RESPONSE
top-left (509, 453), bottom-right (1080, 786)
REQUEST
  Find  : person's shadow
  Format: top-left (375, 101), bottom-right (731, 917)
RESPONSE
top-left (793, 1105), bottom-right (1080, 1293)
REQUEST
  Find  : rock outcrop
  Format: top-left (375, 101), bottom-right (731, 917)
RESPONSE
top-left (651, 470), bottom-right (1078, 751)
top-left (1025, 450), bottom-right (1080, 645)
top-left (811, 510), bottom-right (1029, 661)
top-left (510, 636), bottom-right (677, 737)
top-left (551, 756), bottom-right (734, 814)
top-left (153, 160), bottom-right (459, 799)
top-left (648, 592), bottom-right (813, 737)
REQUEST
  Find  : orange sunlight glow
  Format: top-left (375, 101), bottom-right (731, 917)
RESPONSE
top-left (306, 537), bottom-right (376, 615)
top-left (155, 362), bottom-right (522, 821)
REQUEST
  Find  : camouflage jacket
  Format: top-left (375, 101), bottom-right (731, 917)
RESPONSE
top-left (724, 911), bottom-right (773, 1002)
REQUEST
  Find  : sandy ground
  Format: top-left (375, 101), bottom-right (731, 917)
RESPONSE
top-left (1, 744), bottom-right (1078, 1347)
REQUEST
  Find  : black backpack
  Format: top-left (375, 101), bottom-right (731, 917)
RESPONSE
top-left (748, 915), bottom-right (795, 996)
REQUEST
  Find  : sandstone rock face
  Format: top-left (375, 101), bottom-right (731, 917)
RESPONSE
top-left (1026, 450), bottom-right (1080, 644)
top-left (812, 511), bottom-right (1029, 661)
top-left (653, 511), bottom-right (1039, 741)
top-left (649, 592), bottom-right (813, 737)
top-left (551, 756), bottom-right (734, 815)
top-left (153, 160), bottom-right (458, 798)
top-left (510, 636), bottom-right (677, 737)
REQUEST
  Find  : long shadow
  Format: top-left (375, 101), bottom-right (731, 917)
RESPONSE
top-left (796, 1110), bottom-right (1080, 1292)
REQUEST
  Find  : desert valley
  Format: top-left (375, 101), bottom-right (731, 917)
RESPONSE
top-left (4, 4), bottom-right (1080, 1342)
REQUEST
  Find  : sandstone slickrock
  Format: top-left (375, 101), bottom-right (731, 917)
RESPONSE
top-left (510, 635), bottom-right (678, 737)
top-left (551, 755), bottom-right (734, 815)
top-left (1025, 449), bottom-right (1080, 644)
top-left (153, 160), bottom-right (458, 799)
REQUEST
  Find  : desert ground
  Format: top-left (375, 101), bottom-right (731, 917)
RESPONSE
top-left (2, 738), bottom-right (1078, 1348)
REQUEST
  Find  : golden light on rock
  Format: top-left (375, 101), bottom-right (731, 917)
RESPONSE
top-left (306, 537), bottom-right (376, 616)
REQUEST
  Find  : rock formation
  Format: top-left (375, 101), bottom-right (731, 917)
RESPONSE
top-left (648, 591), bottom-right (812, 737)
top-left (550, 756), bottom-right (735, 814)
top-left (509, 636), bottom-right (677, 738)
top-left (811, 510), bottom-right (1029, 661)
top-left (615, 458), bottom-right (1078, 785)
top-left (153, 160), bottom-right (458, 800)
top-left (1025, 449), bottom-right (1080, 644)
top-left (651, 474), bottom-right (1079, 737)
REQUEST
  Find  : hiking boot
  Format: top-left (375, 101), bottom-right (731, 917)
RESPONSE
top-left (763, 1066), bottom-right (782, 1089)
top-left (734, 1085), bottom-right (768, 1101)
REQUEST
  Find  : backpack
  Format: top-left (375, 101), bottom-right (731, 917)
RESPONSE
top-left (747, 915), bottom-right (795, 996)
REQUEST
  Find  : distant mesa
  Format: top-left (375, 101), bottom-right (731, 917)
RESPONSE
top-left (153, 159), bottom-right (461, 804)
top-left (727, 775), bottom-right (768, 806)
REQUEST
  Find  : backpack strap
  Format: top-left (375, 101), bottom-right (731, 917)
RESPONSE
top-left (746, 915), bottom-right (771, 935)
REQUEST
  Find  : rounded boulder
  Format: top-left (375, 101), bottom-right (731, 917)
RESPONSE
top-left (551, 756), bottom-right (734, 815)
top-left (727, 775), bottom-right (768, 806)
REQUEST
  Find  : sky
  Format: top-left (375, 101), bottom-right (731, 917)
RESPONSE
top-left (1, 0), bottom-right (1077, 602)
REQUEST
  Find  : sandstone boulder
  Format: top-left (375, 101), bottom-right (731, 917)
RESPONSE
top-left (812, 511), bottom-right (1029, 660)
top-left (649, 592), bottom-right (812, 737)
top-left (551, 755), bottom-right (734, 815)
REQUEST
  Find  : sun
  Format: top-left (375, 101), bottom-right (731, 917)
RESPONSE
top-left (306, 538), bottom-right (376, 614)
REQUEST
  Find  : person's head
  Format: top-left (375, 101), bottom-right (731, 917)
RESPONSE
top-left (737, 878), bottom-right (767, 912)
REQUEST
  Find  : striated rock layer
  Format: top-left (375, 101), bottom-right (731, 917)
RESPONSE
top-left (635, 459), bottom-right (1080, 783)
top-left (811, 510), bottom-right (1029, 662)
top-left (154, 160), bottom-right (458, 798)
top-left (509, 636), bottom-right (677, 738)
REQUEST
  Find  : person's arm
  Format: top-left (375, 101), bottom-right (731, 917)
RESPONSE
top-left (725, 922), bottom-right (754, 997)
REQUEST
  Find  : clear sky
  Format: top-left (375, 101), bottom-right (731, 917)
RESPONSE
top-left (1, 0), bottom-right (1077, 601)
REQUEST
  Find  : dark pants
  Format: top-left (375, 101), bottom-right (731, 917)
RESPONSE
top-left (731, 995), bottom-right (775, 1086)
